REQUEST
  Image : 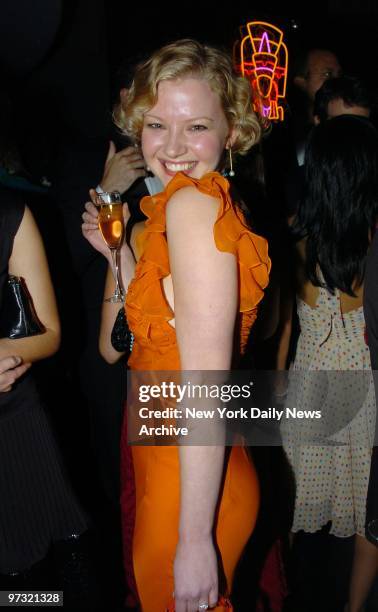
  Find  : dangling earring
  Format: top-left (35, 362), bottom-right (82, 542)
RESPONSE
top-left (228, 147), bottom-right (235, 177)
top-left (146, 165), bottom-right (151, 172)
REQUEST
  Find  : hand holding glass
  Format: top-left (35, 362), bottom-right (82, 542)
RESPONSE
top-left (95, 191), bottom-right (125, 303)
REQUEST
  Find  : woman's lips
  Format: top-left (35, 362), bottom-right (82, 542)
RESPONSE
top-left (160, 160), bottom-right (197, 175)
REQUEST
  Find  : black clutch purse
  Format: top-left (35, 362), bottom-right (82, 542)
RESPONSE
top-left (0, 275), bottom-right (45, 339)
top-left (111, 307), bottom-right (134, 357)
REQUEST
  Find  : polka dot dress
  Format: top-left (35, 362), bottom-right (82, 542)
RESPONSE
top-left (281, 280), bottom-right (375, 537)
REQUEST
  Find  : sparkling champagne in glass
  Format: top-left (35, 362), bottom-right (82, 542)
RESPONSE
top-left (95, 191), bottom-right (125, 303)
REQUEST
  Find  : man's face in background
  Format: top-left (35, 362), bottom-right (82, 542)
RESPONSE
top-left (296, 49), bottom-right (342, 101)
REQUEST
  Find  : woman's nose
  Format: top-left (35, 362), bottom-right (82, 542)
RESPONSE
top-left (163, 129), bottom-right (187, 158)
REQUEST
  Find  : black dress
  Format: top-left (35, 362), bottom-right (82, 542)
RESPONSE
top-left (0, 188), bottom-right (88, 572)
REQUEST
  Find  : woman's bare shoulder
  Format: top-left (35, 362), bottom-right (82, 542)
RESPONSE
top-left (166, 185), bottom-right (219, 225)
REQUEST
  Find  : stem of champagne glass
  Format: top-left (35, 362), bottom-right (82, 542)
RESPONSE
top-left (110, 247), bottom-right (123, 300)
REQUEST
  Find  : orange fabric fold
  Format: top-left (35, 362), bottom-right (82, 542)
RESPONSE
top-left (126, 171), bottom-right (271, 369)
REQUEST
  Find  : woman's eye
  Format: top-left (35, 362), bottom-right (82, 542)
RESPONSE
top-left (189, 125), bottom-right (207, 132)
top-left (147, 123), bottom-right (163, 129)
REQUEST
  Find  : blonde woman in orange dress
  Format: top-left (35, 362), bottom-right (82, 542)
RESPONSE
top-left (82, 39), bottom-right (270, 612)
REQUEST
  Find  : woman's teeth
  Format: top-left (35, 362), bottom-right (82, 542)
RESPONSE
top-left (164, 162), bottom-right (196, 172)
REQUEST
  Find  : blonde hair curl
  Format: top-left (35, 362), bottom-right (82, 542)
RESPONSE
top-left (113, 39), bottom-right (261, 157)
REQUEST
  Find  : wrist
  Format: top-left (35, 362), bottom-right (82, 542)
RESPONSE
top-left (178, 527), bottom-right (212, 544)
top-left (98, 181), bottom-right (115, 193)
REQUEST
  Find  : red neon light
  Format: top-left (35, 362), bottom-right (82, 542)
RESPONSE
top-left (237, 20), bottom-right (288, 122)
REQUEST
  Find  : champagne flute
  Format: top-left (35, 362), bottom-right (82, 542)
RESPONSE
top-left (95, 191), bottom-right (125, 303)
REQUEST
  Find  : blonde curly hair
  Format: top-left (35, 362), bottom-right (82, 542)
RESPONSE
top-left (113, 39), bottom-right (261, 159)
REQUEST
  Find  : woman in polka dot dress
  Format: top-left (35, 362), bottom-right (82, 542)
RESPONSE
top-left (281, 116), bottom-right (378, 612)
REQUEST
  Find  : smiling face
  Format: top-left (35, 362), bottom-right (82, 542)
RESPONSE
top-left (141, 77), bottom-right (233, 186)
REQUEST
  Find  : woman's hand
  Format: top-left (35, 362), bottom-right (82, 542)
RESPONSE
top-left (81, 189), bottom-right (131, 259)
top-left (81, 188), bottom-right (109, 258)
top-left (174, 537), bottom-right (218, 612)
top-left (0, 356), bottom-right (31, 392)
top-left (81, 199), bottom-right (110, 258)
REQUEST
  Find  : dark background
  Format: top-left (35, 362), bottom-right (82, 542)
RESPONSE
top-left (0, 2), bottom-right (377, 609)
top-left (1, 0), bottom-right (378, 173)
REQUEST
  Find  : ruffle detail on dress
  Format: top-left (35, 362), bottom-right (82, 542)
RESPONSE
top-left (159, 171), bottom-right (271, 313)
top-left (126, 193), bottom-right (174, 343)
top-left (137, 190), bottom-right (171, 277)
top-left (210, 178), bottom-right (271, 313)
top-left (125, 171), bottom-right (270, 355)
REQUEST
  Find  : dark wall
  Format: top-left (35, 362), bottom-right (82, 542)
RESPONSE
top-left (21, 0), bottom-right (110, 142)
top-left (0, 0), bottom-right (110, 180)
top-left (0, 0), bottom-right (62, 77)
top-left (1, 0), bottom-right (377, 179)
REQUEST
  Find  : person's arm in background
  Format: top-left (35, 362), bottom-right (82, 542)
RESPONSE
top-left (98, 265), bottom-right (127, 364)
top-left (364, 229), bottom-right (378, 452)
top-left (166, 187), bottom-right (238, 611)
top-left (98, 141), bottom-right (146, 193)
top-left (364, 231), bottom-right (378, 370)
top-left (276, 291), bottom-right (294, 371)
top-left (0, 206), bottom-right (60, 362)
top-left (275, 227), bottom-right (296, 397)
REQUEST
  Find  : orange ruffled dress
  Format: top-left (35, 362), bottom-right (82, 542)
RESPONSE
top-left (124, 172), bottom-right (271, 611)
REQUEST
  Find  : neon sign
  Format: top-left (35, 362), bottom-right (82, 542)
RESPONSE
top-left (236, 21), bottom-right (288, 121)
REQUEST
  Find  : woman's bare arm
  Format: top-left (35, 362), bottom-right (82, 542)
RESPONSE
top-left (166, 186), bottom-right (238, 609)
top-left (276, 291), bottom-right (293, 370)
top-left (99, 264), bottom-right (127, 363)
top-left (98, 219), bottom-right (143, 364)
top-left (0, 206), bottom-right (60, 363)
